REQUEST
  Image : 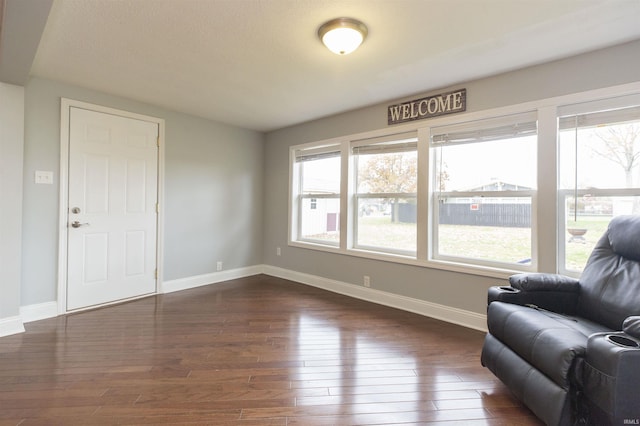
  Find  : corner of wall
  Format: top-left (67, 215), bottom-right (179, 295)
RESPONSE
top-left (0, 82), bottom-right (25, 333)
top-left (0, 316), bottom-right (25, 338)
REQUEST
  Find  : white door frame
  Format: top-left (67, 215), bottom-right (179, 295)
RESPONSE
top-left (57, 99), bottom-right (165, 314)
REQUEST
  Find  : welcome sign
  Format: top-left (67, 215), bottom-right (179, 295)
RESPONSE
top-left (388, 88), bottom-right (466, 125)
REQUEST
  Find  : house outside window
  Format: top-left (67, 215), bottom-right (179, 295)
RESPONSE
top-left (288, 85), bottom-right (640, 279)
top-left (430, 112), bottom-right (538, 268)
top-left (291, 145), bottom-right (341, 246)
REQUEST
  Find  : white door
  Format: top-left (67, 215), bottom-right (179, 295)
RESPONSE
top-left (67, 106), bottom-right (159, 310)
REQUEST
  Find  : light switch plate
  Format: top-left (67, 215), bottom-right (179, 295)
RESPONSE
top-left (35, 170), bottom-right (54, 184)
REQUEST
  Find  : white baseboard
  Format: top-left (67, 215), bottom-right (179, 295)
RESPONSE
top-left (20, 302), bottom-right (59, 324)
top-left (7, 266), bottom-right (263, 331)
top-left (161, 265), bottom-right (263, 294)
top-left (0, 315), bottom-right (25, 337)
top-left (262, 265), bottom-right (487, 332)
top-left (6, 265), bottom-right (486, 336)
top-left (0, 301), bottom-right (59, 336)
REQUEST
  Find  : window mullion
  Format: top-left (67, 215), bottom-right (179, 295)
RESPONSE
top-left (416, 127), bottom-right (429, 260)
top-left (536, 105), bottom-right (558, 274)
top-left (340, 140), bottom-right (351, 251)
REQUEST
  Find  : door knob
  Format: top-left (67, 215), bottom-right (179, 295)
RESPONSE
top-left (71, 221), bottom-right (89, 228)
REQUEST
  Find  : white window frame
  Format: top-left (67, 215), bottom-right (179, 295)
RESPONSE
top-left (557, 93), bottom-right (640, 276)
top-left (290, 142), bottom-right (343, 248)
top-left (429, 111), bottom-right (538, 271)
top-left (351, 132), bottom-right (419, 257)
top-left (287, 82), bottom-right (640, 280)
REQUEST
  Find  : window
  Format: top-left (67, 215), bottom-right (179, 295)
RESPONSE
top-left (291, 145), bottom-right (341, 246)
top-left (288, 85), bottom-right (640, 278)
top-left (558, 96), bottom-right (640, 273)
top-left (430, 112), bottom-right (537, 268)
top-left (352, 133), bottom-right (418, 255)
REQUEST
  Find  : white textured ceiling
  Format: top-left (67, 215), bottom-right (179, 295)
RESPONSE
top-left (29, 0), bottom-right (640, 132)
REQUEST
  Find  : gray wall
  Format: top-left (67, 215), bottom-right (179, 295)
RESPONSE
top-left (21, 77), bottom-right (264, 306)
top-left (262, 40), bottom-right (640, 315)
top-left (0, 83), bottom-right (24, 320)
top-left (11, 39), bottom-right (640, 321)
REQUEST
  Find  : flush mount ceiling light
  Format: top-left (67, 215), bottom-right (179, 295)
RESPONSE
top-left (318, 17), bottom-right (368, 55)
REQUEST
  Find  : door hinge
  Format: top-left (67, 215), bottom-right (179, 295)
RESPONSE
top-left (156, 135), bottom-right (160, 147)
top-left (154, 269), bottom-right (158, 279)
top-left (156, 203), bottom-right (159, 213)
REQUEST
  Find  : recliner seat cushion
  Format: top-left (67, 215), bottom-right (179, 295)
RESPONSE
top-left (487, 302), bottom-right (610, 388)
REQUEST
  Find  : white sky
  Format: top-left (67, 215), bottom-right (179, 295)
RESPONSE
top-left (302, 128), bottom-right (640, 193)
top-left (440, 136), bottom-right (537, 191)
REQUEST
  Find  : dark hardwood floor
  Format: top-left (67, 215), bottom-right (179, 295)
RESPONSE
top-left (0, 274), bottom-right (542, 425)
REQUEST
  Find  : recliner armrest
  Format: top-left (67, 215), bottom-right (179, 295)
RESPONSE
top-left (623, 316), bottom-right (640, 339)
top-left (488, 273), bottom-right (580, 313)
top-left (509, 273), bottom-right (580, 292)
top-left (581, 332), bottom-right (640, 424)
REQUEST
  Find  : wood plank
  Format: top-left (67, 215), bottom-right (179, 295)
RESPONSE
top-left (0, 275), bottom-right (542, 425)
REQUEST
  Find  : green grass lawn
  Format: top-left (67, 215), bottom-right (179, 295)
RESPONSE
top-left (438, 224), bottom-right (531, 264)
top-left (356, 216), bottom-right (533, 262)
top-left (357, 216), bottom-right (416, 251)
top-left (311, 215), bottom-right (612, 271)
top-left (564, 216), bottom-right (610, 270)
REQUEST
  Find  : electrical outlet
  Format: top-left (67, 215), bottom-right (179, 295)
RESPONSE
top-left (276, 247), bottom-right (281, 256)
top-left (216, 261), bottom-right (223, 271)
top-left (363, 275), bottom-right (371, 287)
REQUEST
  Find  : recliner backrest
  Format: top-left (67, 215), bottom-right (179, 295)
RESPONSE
top-left (576, 215), bottom-right (640, 330)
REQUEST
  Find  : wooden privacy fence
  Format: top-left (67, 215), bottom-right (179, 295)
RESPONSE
top-left (397, 203), bottom-right (531, 227)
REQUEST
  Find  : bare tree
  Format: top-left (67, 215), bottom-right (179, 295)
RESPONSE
top-left (591, 124), bottom-right (640, 187)
top-left (590, 123), bottom-right (640, 213)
